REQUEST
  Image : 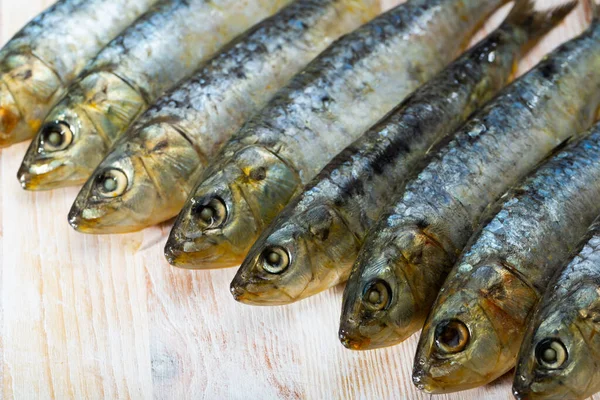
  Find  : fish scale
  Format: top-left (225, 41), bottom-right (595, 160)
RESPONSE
top-left (230, 0), bottom-right (571, 306)
top-left (0, 0), bottom-right (158, 147)
top-left (414, 125), bottom-right (600, 394)
top-left (514, 193), bottom-right (600, 400)
top-left (67, 0), bottom-right (380, 234)
top-left (166, 0), bottom-right (513, 270)
top-left (18, 0), bottom-right (292, 191)
top-left (339, 1), bottom-right (600, 355)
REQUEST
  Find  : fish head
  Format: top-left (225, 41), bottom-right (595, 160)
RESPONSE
top-left (0, 52), bottom-right (63, 147)
top-left (513, 284), bottom-right (600, 400)
top-left (165, 145), bottom-right (301, 269)
top-left (69, 122), bottom-right (198, 233)
top-left (339, 225), bottom-right (450, 350)
top-left (413, 260), bottom-right (538, 393)
top-left (17, 99), bottom-right (105, 190)
top-left (17, 72), bottom-right (145, 190)
top-left (231, 203), bottom-right (361, 305)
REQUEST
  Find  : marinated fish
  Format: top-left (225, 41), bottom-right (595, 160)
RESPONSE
top-left (340, 1), bottom-right (599, 351)
top-left (165, 0), bottom-right (512, 270)
top-left (230, 0), bottom-right (568, 306)
top-left (17, 0), bottom-right (291, 190)
top-left (513, 217), bottom-right (600, 399)
top-left (413, 126), bottom-right (600, 393)
top-left (0, 0), bottom-right (157, 147)
top-left (67, 0), bottom-right (380, 234)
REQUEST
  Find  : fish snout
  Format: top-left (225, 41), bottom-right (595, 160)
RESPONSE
top-left (67, 202), bottom-right (107, 234)
top-left (338, 320), bottom-right (371, 350)
top-left (16, 157), bottom-right (61, 191)
top-left (229, 272), bottom-right (273, 304)
top-left (68, 206), bottom-right (80, 227)
top-left (164, 237), bottom-right (185, 266)
top-left (512, 385), bottom-right (532, 400)
top-left (229, 283), bottom-right (247, 302)
top-left (411, 359), bottom-right (435, 392)
top-left (163, 235), bottom-right (205, 268)
top-left (16, 141), bottom-right (75, 190)
top-left (17, 165), bottom-right (33, 190)
top-left (67, 204), bottom-right (85, 231)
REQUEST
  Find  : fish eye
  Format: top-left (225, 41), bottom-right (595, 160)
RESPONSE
top-left (435, 319), bottom-right (470, 354)
top-left (193, 197), bottom-right (227, 229)
top-left (41, 121), bottom-right (73, 152)
top-left (96, 169), bottom-right (128, 198)
top-left (261, 246), bottom-right (290, 274)
top-left (362, 280), bottom-right (391, 311)
top-left (536, 339), bottom-right (568, 369)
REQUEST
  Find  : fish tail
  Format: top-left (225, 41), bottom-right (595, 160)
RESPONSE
top-left (503, 0), bottom-right (577, 49)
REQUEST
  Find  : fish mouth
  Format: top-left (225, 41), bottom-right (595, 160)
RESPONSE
top-left (230, 284), bottom-right (247, 302)
top-left (412, 365), bottom-right (440, 393)
top-left (511, 365), bottom-right (536, 400)
top-left (69, 187), bottom-right (134, 234)
top-left (229, 275), bottom-right (256, 303)
top-left (163, 232), bottom-right (244, 269)
top-left (412, 355), bottom-right (492, 394)
top-left (229, 273), bottom-right (296, 305)
top-left (68, 209), bottom-right (97, 233)
top-left (338, 321), bottom-right (372, 350)
top-left (512, 369), bottom-right (579, 400)
top-left (68, 182), bottom-right (102, 233)
top-left (512, 382), bottom-right (577, 400)
top-left (17, 158), bottom-right (85, 190)
top-left (17, 161), bottom-right (61, 191)
top-left (68, 208), bottom-right (139, 234)
top-left (68, 203), bottom-right (127, 234)
top-left (511, 383), bottom-right (533, 400)
top-left (228, 283), bottom-right (291, 305)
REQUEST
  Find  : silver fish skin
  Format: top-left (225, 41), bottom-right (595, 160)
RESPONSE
top-left (67, 0), bottom-right (380, 234)
top-left (513, 212), bottom-right (600, 399)
top-left (17, 0), bottom-right (291, 190)
top-left (165, 0), bottom-right (512, 270)
top-left (340, 5), bottom-right (600, 352)
top-left (0, 0), bottom-right (157, 147)
top-left (230, 0), bottom-right (572, 306)
top-left (413, 127), bottom-right (600, 393)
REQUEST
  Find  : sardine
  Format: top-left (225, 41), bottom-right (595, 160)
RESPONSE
top-left (413, 125), bottom-right (600, 393)
top-left (513, 215), bottom-right (600, 399)
top-left (165, 0), bottom-right (513, 270)
top-left (67, 0), bottom-right (380, 234)
top-left (230, 0), bottom-right (569, 306)
top-left (17, 0), bottom-right (291, 190)
top-left (340, 0), bottom-right (599, 351)
top-left (0, 0), bottom-right (157, 147)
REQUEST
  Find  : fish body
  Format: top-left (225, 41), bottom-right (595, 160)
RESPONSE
top-left (0, 0), bottom-right (157, 147)
top-left (67, 0), bottom-right (380, 234)
top-left (165, 0), bottom-right (512, 270)
top-left (513, 216), bottom-right (600, 399)
top-left (340, 5), bottom-right (600, 351)
top-left (230, 0), bottom-right (571, 306)
top-left (18, 0), bottom-right (290, 190)
top-left (413, 126), bottom-right (600, 393)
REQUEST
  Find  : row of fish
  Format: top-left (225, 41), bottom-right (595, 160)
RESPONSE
top-left (2, 0), bottom-right (600, 397)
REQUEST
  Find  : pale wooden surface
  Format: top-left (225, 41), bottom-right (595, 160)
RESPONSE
top-left (1, 1), bottom-right (599, 399)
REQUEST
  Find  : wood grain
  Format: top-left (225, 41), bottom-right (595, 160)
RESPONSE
top-left (0, 1), bottom-right (598, 399)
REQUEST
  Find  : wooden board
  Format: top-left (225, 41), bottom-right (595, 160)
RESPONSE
top-left (0, 0), bottom-right (598, 399)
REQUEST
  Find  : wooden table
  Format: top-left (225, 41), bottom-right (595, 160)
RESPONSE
top-left (0, 0), bottom-right (598, 398)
